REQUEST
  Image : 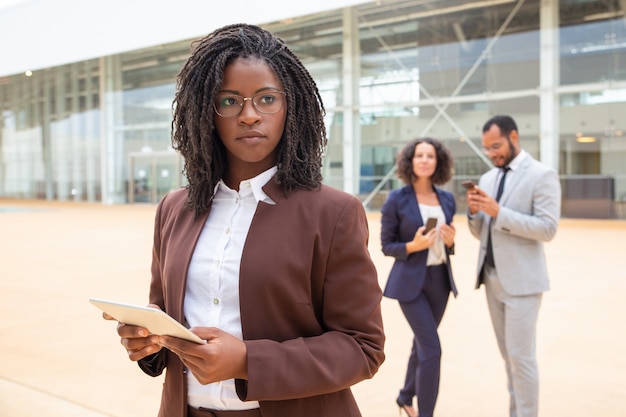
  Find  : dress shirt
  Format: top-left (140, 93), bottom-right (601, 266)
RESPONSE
top-left (184, 166), bottom-right (277, 410)
top-left (419, 203), bottom-right (447, 266)
top-left (492, 149), bottom-right (527, 201)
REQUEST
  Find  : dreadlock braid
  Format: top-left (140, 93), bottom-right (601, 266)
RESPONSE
top-left (171, 23), bottom-right (327, 218)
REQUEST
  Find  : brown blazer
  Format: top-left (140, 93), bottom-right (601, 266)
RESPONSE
top-left (138, 178), bottom-right (385, 417)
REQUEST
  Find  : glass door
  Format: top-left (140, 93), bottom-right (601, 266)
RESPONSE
top-left (128, 151), bottom-right (183, 204)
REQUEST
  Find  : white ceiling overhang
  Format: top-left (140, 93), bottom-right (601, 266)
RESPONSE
top-left (0, 0), bottom-right (367, 77)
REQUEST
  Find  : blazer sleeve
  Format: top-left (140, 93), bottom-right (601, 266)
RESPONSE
top-left (380, 190), bottom-right (411, 261)
top-left (137, 193), bottom-right (170, 376)
top-left (236, 192), bottom-right (385, 401)
top-left (467, 171), bottom-right (493, 241)
top-left (495, 166), bottom-right (561, 242)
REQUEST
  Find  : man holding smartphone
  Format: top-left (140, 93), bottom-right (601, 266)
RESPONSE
top-left (465, 115), bottom-right (561, 417)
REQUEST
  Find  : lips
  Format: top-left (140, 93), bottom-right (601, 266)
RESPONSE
top-left (238, 130), bottom-right (264, 139)
top-left (237, 130), bottom-right (265, 144)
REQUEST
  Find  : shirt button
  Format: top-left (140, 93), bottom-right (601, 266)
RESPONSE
top-left (213, 298), bottom-right (219, 305)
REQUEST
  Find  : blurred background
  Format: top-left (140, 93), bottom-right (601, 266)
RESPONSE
top-left (1, 0), bottom-right (625, 219)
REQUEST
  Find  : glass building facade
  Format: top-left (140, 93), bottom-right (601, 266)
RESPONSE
top-left (1, 0), bottom-right (625, 218)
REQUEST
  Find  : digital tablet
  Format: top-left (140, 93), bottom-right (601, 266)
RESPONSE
top-left (89, 298), bottom-right (206, 344)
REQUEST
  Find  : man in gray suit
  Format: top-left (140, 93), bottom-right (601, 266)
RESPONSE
top-left (466, 115), bottom-right (561, 417)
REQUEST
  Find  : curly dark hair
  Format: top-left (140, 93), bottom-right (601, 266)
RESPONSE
top-left (395, 137), bottom-right (453, 186)
top-left (172, 23), bottom-right (327, 217)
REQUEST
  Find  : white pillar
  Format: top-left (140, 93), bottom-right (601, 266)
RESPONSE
top-left (85, 61), bottom-right (98, 202)
top-left (342, 7), bottom-right (360, 194)
top-left (539, 0), bottom-right (560, 170)
top-left (99, 55), bottom-right (124, 204)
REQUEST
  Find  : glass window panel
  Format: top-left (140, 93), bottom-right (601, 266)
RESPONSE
top-left (561, 21), bottom-right (626, 84)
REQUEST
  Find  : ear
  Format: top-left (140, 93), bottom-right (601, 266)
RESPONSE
top-left (509, 129), bottom-right (521, 150)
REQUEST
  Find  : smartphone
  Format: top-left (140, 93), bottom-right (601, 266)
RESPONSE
top-left (424, 217), bottom-right (437, 234)
top-left (461, 180), bottom-right (476, 190)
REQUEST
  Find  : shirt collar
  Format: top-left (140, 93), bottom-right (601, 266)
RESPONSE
top-left (215, 166), bottom-right (277, 204)
top-left (506, 149), bottom-right (527, 172)
top-left (247, 166), bottom-right (277, 204)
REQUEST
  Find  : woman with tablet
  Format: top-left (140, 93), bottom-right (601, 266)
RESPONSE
top-left (104, 24), bottom-right (385, 417)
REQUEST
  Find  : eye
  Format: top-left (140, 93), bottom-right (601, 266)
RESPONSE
top-left (218, 96), bottom-right (240, 107)
top-left (256, 94), bottom-right (276, 105)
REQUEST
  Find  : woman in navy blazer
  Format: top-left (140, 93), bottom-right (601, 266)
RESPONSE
top-left (381, 137), bottom-right (458, 417)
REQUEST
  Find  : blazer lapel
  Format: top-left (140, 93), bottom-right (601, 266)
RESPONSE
top-left (499, 156), bottom-right (531, 205)
top-left (405, 185), bottom-right (424, 225)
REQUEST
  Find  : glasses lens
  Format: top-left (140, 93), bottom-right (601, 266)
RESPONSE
top-left (252, 92), bottom-right (284, 114)
top-left (482, 143), bottom-right (503, 154)
top-left (215, 95), bottom-right (243, 117)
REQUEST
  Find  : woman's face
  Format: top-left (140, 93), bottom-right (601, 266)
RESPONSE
top-left (214, 57), bottom-right (287, 178)
top-left (412, 142), bottom-right (437, 180)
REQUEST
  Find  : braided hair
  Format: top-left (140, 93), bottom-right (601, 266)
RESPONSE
top-left (171, 23), bottom-right (327, 218)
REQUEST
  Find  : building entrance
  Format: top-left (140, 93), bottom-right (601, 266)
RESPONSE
top-left (128, 151), bottom-right (183, 204)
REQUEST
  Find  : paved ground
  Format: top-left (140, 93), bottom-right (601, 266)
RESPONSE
top-left (1, 198), bottom-right (625, 417)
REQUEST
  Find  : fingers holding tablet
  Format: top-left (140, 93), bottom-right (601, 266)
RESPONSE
top-left (90, 298), bottom-right (206, 344)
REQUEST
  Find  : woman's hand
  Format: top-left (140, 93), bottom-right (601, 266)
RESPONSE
top-left (157, 327), bottom-right (248, 385)
top-left (439, 222), bottom-right (456, 248)
top-left (103, 304), bottom-right (163, 361)
top-left (406, 225), bottom-right (436, 254)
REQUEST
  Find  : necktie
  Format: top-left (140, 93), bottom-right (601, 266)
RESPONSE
top-left (495, 167), bottom-right (510, 202)
top-left (484, 167), bottom-right (510, 268)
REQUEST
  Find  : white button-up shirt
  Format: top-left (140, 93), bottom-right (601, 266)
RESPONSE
top-left (184, 166), bottom-right (277, 410)
top-left (419, 203), bottom-right (447, 266)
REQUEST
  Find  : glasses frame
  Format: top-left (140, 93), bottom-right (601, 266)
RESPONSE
top-left (481, 136), bottom-right (511, 154)
top-left (214, 91), bottom-right (287, 117)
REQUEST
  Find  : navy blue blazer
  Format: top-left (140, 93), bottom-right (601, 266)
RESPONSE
top-left (380, 185), bottom-right (458, 301)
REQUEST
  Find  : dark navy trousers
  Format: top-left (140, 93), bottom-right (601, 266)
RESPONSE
top-left (397, 264), bottom-right (451, 417)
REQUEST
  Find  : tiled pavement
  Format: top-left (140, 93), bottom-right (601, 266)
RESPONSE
top-left (1, 198), bottom-right (625, 417)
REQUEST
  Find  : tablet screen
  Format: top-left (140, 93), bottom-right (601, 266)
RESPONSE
top-left (90, 298), bottom-right (206, 344)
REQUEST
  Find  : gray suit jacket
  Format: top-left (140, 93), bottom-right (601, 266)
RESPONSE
top-left (468, 151), bottom-right (561, 296)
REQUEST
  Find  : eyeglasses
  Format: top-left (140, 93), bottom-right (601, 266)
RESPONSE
top-left (481, 142), bottom-right (504, 154)
top-left (214, 91), bottom-right (286, 117)
top-left (481, 138), bottom-right (510, 154)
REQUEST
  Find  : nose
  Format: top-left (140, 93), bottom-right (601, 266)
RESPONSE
top-left (237, 99), bottom-right (261, 124)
